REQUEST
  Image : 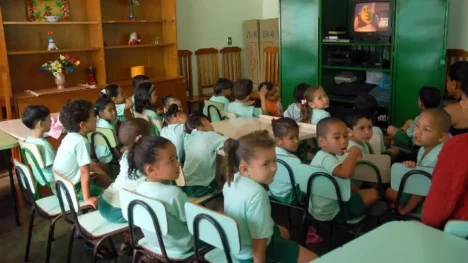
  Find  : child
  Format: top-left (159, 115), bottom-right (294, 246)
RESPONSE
top-left (345, 110), bottom-right (374, 154)
top-left (22, 105), bottom-right (55, 185)
top-left (209, 78), bottom-right (234, 109)
top-left (269, 117), bottom-right (306, 204)
top-left (226, 79), bottom-right (268, 117)
top-left (300, 86), bottom-right (330, 125)
top-left (387, 87), bottom-right (442, 150)
top-left (94, 96), bottom-right (121, 164)
top-left (54, 100), bottom-right (112, 208)
top-left (353, 93), bottom-right (387, 152)
top-left (258, 81), bottom-right (283, 117)
top-left (310, 117), bottom-right (380, 222)
top-left (284, 83), bottom-right (310, 121)
top-left (100, 84), bottom-right (133, 121)
top-left (386, 108), bottom-right (451, 215)
top-left (223, 130), bottom-right (318, 263)
top-left (161, 104), bottom-right (187, 163)
top-left (162, 95), bottom-right (183, 112)
top-left (183, 112), bottom-right (226, 197)
top-left (134, 82), bottom-right (162, 121)
top-left (131, 75), bottom-right (149, 103)
top-left (131, 136), bottom-right (194, 256)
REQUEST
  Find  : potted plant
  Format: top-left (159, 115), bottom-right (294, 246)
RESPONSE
top-left (40, 54), bottom-right (80, 90)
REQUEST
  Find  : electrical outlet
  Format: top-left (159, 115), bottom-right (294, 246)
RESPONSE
top-left (227, 37), bottom-right (232, 45)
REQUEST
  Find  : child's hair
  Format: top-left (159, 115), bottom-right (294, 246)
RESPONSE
top-left (258, 81), bottom-right (274, 91)
top-left (100, 84), bottom-right (119, 98)
top-left (345, 110), bottom-right (373, 129)
top-left (134, 82), bottom-right (156, 113)
top-left (300, 86), bottom-right (322, 123)
top-left (59, 100), bottom-right (94, 132)
top-left (354, 92), bottom-right (378, 113)
top-left (293, 83), bottom-right (312, 103)
top-left (419, 87), bottom-right (442, 109)
top-left (22, 105), bottom-right (50, 129)
top-left (272, 117), bottom-right (299, 138)
top-left (132, 75), bottom-right (149, 89)
top-left (94, 96), bottom-right (115, 117)
top-left (423, 108), bottom-right (452, 134)
top-left (162, 95), bottom-right (181, 109)
top-left (233, 79), bottom-right (254, 100)
top-left (127, 135), bottom-right (172, 177)
top-left (163, 104), bottom-right (182, 126)
top-left (214, 78), bottom-right (234, 95)
top-left (448, 61), bottom-right (468, 95)
top-left (223, 130), bottom-right (275, 186)
top-left (184, 111), bottom-right (209, 134)
top-left (316, 117), bottom-right (345, 138)
top-left (118, 118), bottom-right (152, 149)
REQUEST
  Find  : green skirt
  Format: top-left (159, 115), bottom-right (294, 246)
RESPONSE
top-left (181, 179), bottom-right (218, 198)
top-left (98, 197), bottom-right (126, 223)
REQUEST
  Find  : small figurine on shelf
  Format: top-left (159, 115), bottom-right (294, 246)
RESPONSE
top-left (87, 66), bottom-right (97, 87)
top-left (128, 32), bottom-right (141, 45)
top-left (47, 31), bottom-right (59, 50)
top-left (61, 1), bottom-right (70, 21)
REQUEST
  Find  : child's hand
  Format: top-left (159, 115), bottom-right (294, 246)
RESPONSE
top-left (85, 197), bottom-right (98, 209)
top-left (156, 108), bottom-right (163, 115)
top-left (245, 100), bottom-right (255, 106)
top-left (398, 205), bottom-right (409, 215)
top-left (403, 161), bottom-right (417, 168)
top-left (348, 146), bottom-right (362, 157)
top-left (259, 85), bottom-right (268, 99)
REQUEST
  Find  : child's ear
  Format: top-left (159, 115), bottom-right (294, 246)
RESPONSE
top-left (274, 137), bottom-right (282, 147)
top-left (347, 127), bottom-right (353, 137)
top-left (79, 121), bottom-right (87, 129)
top-left (439, 132), bottom-right (449, 143)
top-left (145, 164), bottom-right (155, 178)
top-left (318, 136), bottom-right (326, 148)
top-left (239, 161), bottom-right (249, 176)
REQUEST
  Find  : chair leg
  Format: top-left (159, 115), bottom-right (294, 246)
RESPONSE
top-left (24, 209), bottom-right (36, 262)
top-left (66, 225), bottom-right (76, 263)
top-left (287, 207), bottom-right (293, 229)
top-left (45, 216), bottom-right (62, 263)
top-left (132, 250), bottom-right (140, 263)
top-left (298, 214), bottom-right (307, 245)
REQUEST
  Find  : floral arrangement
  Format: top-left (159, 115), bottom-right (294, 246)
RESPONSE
top-left (40, 54), bottom-right (80, 75)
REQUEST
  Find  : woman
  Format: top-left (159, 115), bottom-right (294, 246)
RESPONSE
top-left (444, 61), bottom-right (468, 136)
top-left (422, 62), bottom-right (468, 228)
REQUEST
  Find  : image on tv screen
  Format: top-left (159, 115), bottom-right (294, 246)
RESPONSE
top-left (353, 2), bottom-right (390, 33)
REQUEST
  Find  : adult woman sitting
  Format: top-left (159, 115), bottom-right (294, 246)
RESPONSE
top-left (444, 61), bottom-right (468, 136)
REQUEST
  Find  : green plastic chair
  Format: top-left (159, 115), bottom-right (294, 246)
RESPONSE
top-left (133, 111), bottom-right (161, 136)
top-left (185, 202), bottom-right (241, 263)
top-left (390, 163), bottom-right (433, 220)
top-left (444, 220), bottom-right (468, 239)
top-left (203, 100), bottom-right (225, 122)
top-left (19, 141), bottom-right (51, 199)
top-left (88, 127), bottom-right (120, 178)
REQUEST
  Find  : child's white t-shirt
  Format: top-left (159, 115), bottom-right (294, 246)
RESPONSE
top-left (161, 124), bottom-right (186, 163)
top-left (311, 109), bottom-right (331, 125)
top-left (226, 102), bottom-right (262, 118)
top-left (283, 103), bottom-right (301, 121)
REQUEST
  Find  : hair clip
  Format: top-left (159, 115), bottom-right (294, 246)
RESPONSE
top-left (134, 135), bottom-right (142, 143)
top-left (301, 99), bottom-right (307, 105)
top-left (100, 89), bottom-right (106, 94)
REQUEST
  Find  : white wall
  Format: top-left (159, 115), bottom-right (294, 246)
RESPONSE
top-left (447, 0), bottom-right (468, 50)
top-left (263, 0), bottom-right (279, 19)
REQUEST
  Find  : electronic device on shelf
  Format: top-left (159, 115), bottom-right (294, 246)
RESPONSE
top-left (329, 82), bottom-right (377, 97)
top-left (350, 0), bottom-right (392, 43)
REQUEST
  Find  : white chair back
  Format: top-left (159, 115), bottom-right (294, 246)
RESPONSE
top-left (445, 220), bottom-right (468, 239)
top-left (204, 100), bottom-right (225, 122)
top-left (354, 154), bottom-right (391, 183)
top-left (87, 127), bottom-right (117, 148)
top-left (151, 119), bottom-right (163, 132)
top-left (222, 111), bottom-right (237, 120)
top-left (54, 172), bottom-right (80, 213)
top-left (369, 133), bottom-right (382, 154)
top-left (175, 167), bottom-right (186, 187)
top-left (133, 111), bottom-right (150, 122)
top-left (19, 141), bottom-right (45, 168)
top-left (390, 163), bottom-right (433, 196)
top-left (14, 159), bottom-right (36, 194)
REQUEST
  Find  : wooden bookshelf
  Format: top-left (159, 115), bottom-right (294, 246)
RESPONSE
top-left (0, 0), bottom-right (183, 119)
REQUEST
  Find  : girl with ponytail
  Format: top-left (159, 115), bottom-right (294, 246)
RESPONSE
top-left (161, 104), bottom-right (187, 163)
top-left (299, 86), bottom-right (330, 124)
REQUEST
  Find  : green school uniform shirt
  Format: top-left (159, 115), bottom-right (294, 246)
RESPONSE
top-left (223, 173), bottom-right (275, 260)
top-left (53, 132), bottom-right (92, 185)
top-left (283, 103), bottom-right (301, 121)
top-left (347, 140), bottom-right (372, 154)
top-left (25, 136), bottom-right (56, 185)
top-left (95, 118), bottom-right (116, 164)
top-left (406, 115), bottom-right (420, 137)
top-left (209, 95), bottom-right (230, 109)
top-left (143, 109), bottom-right (163, 121)
top-left (136, 181), bottom-right (193, 255)
top-left (183, 130), bottom-right (226, 187)
top-left (372, 126), bottom-right (387, 153)
top-left (161, 124), bottom-right (186, 163)
top-left (311, 109), bottom-right (331, 125)
top-left (269, 147), bottom-right (298, 198)
top-left (309, 150), bottom-right (342, 221)
top-left (417, 143), bottom-right (443, 167)
top-left (226, 102), bottom-right (262, 117)
top-left (115, 103), bottom-right (126, 121)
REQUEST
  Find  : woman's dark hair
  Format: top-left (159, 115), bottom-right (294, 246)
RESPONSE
top-left (233, 79), bottom-right (254, 100)
top-left (162, 95), bottom-right (181, 109)
top-left (272, 117), bottom-right (299, 138)
top-left (21, 105), bottom-right (50, 129)
top-left (118, 118), bottom-right (152, 149)
top-left (300, 86), bottom-right (322, 123)
top-left (100, 84), bottom-right (119, 98)
top-left (224, 130), bottom-right (275, 186)
top-left (59, 100), bottom-right (94, 132)
top-left (293, 83), bottom-right (311, 103)
top-left (134, 82), bottom-right (156, 113)
top-left (127, 136), bottom-right (172, 178)
top-left (448, 61), bottom-right (468, 96)
top-left (132, 75), bottom-right (149, 89)
top-left (184, 111), bottom-right (209, 134)
top-left (258, 81), bottom-right (274, 91)
top-left (163, 104), bottom-right (182, 127)
top-left (419, 86), bottom-right (442, 109)
top-left (214, 78), bottom-right (234, 95)
top-left (345, 109), bottom-right (373, 129)
top-left (94, 96), bottom-right (115, 116)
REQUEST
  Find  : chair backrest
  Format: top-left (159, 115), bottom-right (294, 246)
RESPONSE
top-left (204, 100), bottom-right (225, 122)
top-left (150, 118), bottom-right (163, 133)
top-left (263, 46), bottom-right (279, 85)
top-left (178, 50), bottom-right (194, 97)
top-left (220, 47), bottom-right (242, 82)
top-left (195, 48), bottom-right (219, 96)
top-left (88, 128), bottom-right (117, 148)
top-left (18, 140), bottom-right (49, 186)
top-left (133, 110), bottom-right (150, 121)
top-left (354, 154), bottom-right (391, 184)
top-left (222, 111), bottom-right (237, 120)
top-left (175, 167), bottom-right (185, 187)
top-left (445, 220), bottom-right (468, 239)
top-left (390, 163), bottom-right (433, 196)
top-left (54, 172), bottom-right (80, 213)
top-left (133, 111), bottom-right (160, 135)
top-left (185, 202), bottom-right (241, 262)
top-left (273, 156), bottom-right (301, 202)
top-left (369, 133), bottom-right (382, 154)
top-left (14, 159), bottom-right (36, 195)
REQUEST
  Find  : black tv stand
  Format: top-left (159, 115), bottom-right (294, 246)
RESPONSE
top-left (353, 36), bottom-right (391, 43)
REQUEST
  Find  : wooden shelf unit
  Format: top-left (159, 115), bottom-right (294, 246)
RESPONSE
top-left (0, 0), bottom-right (182, 119)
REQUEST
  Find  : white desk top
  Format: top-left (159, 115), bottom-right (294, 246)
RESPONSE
top-left (212, 117), bottom-right (316, 140)
top-left (0, 113), bottom-right (59, 141)
top-left (314, 221), bottom-right (468, 263)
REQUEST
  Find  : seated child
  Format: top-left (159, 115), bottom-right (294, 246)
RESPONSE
top-left (130, 75), bottom-right (149, 107)
top-left (259, 81), bottom-right (283, 117)
top-left (387, 87), bottom-right (442, 150)
top-left (284, 83), bottom-right (309, 121)
top-left (162, 95), bottom-right (183, 112)
top-left (223, 130), bottom-right (318, 263)
top-left (161, 104), bottom-right (187, 163)
top-left (100, 84), bottom-right (133, 121)
top-left (94, 96), bottom-right (121, 164)
top-left (208, 78), bottom-right (233, 109)
top-left (269, 117), bottom-right (306, 204)
top-left (132, 136), bottom-right (194, 255)
top-left (54, 100), bottom-right (112, 208)
top-left (182, 112), bottom-right (226, 197)
top-left (299, 86), bottom-right (330, 125)
top-left (22, 105), bottom-right (55, 185)
top-left (134, 82), bottom-right (162, 121)
top-left (386, 108), bottom-right (450, 215)
top-left (310, 117), bottom-right (380, 221)
top-left (345, 110), bottom-right (375, 154)
top-left (226, 79), bottom-right (268, 117)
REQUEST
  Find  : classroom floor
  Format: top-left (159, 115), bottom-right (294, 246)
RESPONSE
top-left (0, 174), bottom-right (388, 262)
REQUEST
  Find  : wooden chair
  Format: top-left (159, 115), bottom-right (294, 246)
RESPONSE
top-left (263, 46), bottom-right (279, 85)
top-left (179, 49), bottom-right (205, 113)
top-left (220, 47), bottom-right (242, 81)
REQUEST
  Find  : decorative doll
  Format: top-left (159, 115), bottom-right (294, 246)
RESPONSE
top-left (87, 66), bottom-right (97, 86)
top-left (47, 31), bottom-right (59, 50)
top-left (128, 32), bottom-right (141, 45)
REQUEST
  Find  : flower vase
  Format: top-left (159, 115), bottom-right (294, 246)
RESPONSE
top-left (54, 72), bottom-right (66, 90)
top-left (129, 0), bottom-right (136, 20)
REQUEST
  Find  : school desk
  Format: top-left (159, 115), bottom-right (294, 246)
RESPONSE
top-left (312, 221), bottom-right (468, 263)
top-left (0, 129), bottom-right (20, 226)
top-left (0, 113), bottom-right (60, 141)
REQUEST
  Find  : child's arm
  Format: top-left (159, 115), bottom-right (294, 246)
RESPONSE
top-left (259, 86), bottom-right (268, 114)
top-left (251, 238), bottom-right (268, 263)
top-left (79, 165), bottom-right (98, 208)
top-left (124, 98), bottom-right (134, 110)
top-left (333, 147), bottom-right (362, 179)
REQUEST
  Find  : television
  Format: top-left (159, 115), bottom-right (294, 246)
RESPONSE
top-left (350, 0), bottom-right (392, 43)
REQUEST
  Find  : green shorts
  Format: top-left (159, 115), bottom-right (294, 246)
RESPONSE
top-left (271, 185), bottom-right (306, 205)
top-left (399, 193), bottom-right (423, 214)
top-left (237, 225), bottom-right (300, 263)
top-left (334, 192), bottom-right (366, 221)
top-left (181, 179), bottom-right (218, 198)
top-left (394, 130), bottom-right (412, 150)
top-left (97, 197), bottom-right (126, 223)
top-left (75, 183), bottom-right (103, 201)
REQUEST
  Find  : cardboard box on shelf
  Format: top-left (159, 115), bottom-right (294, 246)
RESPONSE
top-left (259, 18), bottom-right (279, 82)
top-left (243, 19), bottom-right (261, 87)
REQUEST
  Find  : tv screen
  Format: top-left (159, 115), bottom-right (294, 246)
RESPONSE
top-left (353, 2), bottom-right (390, 33)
